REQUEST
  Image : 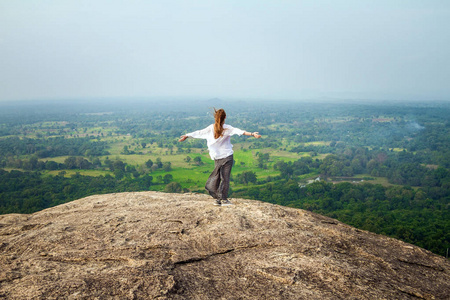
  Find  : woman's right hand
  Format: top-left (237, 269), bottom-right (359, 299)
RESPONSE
top-left (253, 132), bottom-right (262, 138)
top-left (178, 135), bottom-right (188, 142)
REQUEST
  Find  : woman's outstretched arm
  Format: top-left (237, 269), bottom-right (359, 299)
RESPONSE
top-left (179, 125), bottom-right (212, 142)
top-left (243, 131), bottom-right (262, 138)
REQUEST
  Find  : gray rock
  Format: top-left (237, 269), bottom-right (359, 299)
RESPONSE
top-left (0, 191), bottom-right (448, 299)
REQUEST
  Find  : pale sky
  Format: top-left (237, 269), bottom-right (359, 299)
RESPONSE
top-left (1, 0), bottom-right (449, 102)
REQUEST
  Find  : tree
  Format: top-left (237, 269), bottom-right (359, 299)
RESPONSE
top-left (163, 162), bottom-right (172, 171)
top-left (156, 157), bottom-right (163, 168)
top-left (28, 156), bottom-right (39, 170)
top-left (140, 174), bottom-right (153, 189)
top-left (293, 160), bottom-right (310, 175)
top-left (165, 182), bottom-right (182, 193)
top-left (112, 160), bottom-right (125, 172)
top-left (114, 169), bottom-right (125, 180)
top-left (193, 156), bottom-right (203, 166)
top-left (163, 174), bottom-right (173, 184)
top-left (281, 164), bottom-right (294, 179)
top-left (64, 157), bottom-right (77, 169)
top-left (236, 171), bottom-right (257, 185)
top-left (145, 159), bottom-right (153, 168)
top-left (257, 152), bottom-right (270, 169)
top-left (92, 157), bottom-right (102, 167)
top-left (273, 160), bottom-right (294, 179)
top-left (45, 160), bottom-right (58, 170)
top-left (76, 157), bottom-right (92, 169)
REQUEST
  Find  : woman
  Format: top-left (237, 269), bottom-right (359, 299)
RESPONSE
top-left (179, 108), bottom-right (261, 206)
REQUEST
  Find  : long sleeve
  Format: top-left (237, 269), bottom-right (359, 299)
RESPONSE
top-left (186, 125), bottom-right (213, 139)
top-left (225, 125), bottom-right (245, 136)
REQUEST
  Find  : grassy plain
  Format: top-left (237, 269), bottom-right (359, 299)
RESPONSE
top-left (342, 174), bottom-right (399, 187)
top-left (35, 132), bottom-right (325, 191)
top-left (21, 119), bottom-right (400, 192)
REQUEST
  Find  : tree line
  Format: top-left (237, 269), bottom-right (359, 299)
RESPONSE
top-left (0, 136), bottom-right (109, 159)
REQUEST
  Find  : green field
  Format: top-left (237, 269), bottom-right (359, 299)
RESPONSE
top-left (44, 169), bottom-right (113, 177)
top-left (331, 174), bottom-right (395, 187)
top-left (35, 138), bottom-right (315, 193)
top-left (26, 127), bottom-right (402, 194)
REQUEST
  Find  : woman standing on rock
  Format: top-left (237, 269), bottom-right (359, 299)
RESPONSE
top-left (178, 108), bottom-right (261, 206)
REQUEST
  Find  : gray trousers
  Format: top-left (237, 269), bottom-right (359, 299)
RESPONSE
top-left (205, 154), bottom-right (233, 200)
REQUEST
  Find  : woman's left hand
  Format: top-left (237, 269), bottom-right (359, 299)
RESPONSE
top-left (178, 135), bottom-right (188, 142)
top-left (253, 132), bottom-right (262, 138)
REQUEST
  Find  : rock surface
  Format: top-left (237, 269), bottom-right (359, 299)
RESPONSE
top-left (0, 191), bottom-right (449, 299)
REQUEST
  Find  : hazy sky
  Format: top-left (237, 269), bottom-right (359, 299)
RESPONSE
top-left (1, 0), bottom-right (449, 102)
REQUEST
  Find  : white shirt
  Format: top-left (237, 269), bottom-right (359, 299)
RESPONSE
top-left (186, 124), bottom-right (245, 160)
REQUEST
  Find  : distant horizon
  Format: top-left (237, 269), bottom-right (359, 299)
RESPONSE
top-left (0, 95), bottom-right (449, 105)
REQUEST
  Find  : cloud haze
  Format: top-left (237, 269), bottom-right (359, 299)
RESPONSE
top-left (1, 0), bottom-right (449, 101)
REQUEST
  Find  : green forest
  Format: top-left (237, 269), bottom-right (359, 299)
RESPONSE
top-left (0, 99), bottom-right (448, 257)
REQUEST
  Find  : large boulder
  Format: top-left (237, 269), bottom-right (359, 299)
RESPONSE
top-left (0, 191), bottom-right (448, 299)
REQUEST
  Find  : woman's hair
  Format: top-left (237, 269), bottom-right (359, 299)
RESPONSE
top-left (213, 108), bottom-right (226, 139)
